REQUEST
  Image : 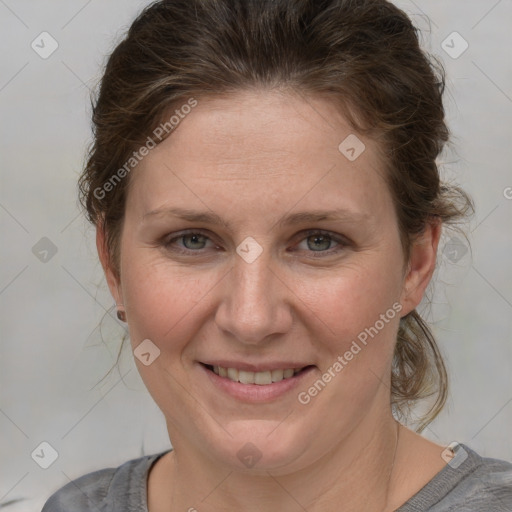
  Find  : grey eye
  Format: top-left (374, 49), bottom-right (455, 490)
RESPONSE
top-left (181, 233), bottom-right (209, 250)
top-left (305, 234), bottom-right (334, 252)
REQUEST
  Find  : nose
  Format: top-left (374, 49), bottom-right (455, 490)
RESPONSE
top-left (214, 248), bottom-right (293, 345)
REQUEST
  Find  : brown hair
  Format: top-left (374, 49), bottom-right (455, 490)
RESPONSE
top-left (79, 0), bottom-right (473, 432)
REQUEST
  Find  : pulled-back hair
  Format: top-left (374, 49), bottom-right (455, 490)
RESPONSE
top-left (79, 0), bottom-right (473, 432)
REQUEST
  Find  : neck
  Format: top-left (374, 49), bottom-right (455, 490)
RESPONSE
top-left (159, 412), bottom-right (402, 512)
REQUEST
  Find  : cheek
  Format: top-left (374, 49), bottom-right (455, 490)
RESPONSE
top-left (303, 258), bottom-right (403, 345)
top-left (119, 254), bottom-right (213, 415)
top-left (297, 254), bottom-right (404, 413)
top-left (120, 252), bottom-right (212, 353)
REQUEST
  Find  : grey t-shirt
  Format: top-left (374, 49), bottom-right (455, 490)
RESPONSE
top-left (41, 443), bottom-right (512, 511)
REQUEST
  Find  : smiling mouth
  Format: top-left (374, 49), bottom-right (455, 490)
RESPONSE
top-left (201, 363), bottom-right (314, 385)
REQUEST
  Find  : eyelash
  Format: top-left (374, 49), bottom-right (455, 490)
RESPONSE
top-left (161, 229), bottom-right (348, 257)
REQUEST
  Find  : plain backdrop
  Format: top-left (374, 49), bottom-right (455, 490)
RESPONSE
top-left (1, 1), bottom-right (511, 510)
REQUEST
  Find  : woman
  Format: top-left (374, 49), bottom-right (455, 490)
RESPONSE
top-left (42, 0), bottom-right (512, 510)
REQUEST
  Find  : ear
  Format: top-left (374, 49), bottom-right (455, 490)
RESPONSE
top-left (96, 219), bottom-right (123, 306)
top-left (399, 219), bottom-right (442, 316)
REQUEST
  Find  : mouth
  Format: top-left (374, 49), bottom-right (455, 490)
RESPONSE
top-left (200, 363), bottom-right (313, 385)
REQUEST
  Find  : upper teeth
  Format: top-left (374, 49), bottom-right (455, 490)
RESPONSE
top-left (212, 366), bottom-right (303, 385)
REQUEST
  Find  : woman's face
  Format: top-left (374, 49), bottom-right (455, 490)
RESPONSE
top-left (101, 89), bottom-right (436, 472)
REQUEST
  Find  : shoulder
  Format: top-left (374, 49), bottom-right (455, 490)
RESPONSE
top-left (441, 446), bottom-right (512, 511)
top-left (41, 450), bottom-right (170, 512)
top-left (41, 467), bottom-right (117, 512)
top-left (399, 443), bottom-right (512, 512)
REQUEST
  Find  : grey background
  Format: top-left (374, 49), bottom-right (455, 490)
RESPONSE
top-left (1, 1), bottom-right (511, 510)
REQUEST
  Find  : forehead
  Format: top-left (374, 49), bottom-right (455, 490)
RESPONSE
top-left (127, 89), bottom-right (393, 225)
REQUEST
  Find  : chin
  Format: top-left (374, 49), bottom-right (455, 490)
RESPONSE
top-left (208, 419), bottom-right (315, 473)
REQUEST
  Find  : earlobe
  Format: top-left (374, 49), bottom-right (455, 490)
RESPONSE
top-left (96, 220), bottom-right (123, 306)
top-left (400, 220), bottom-right (442, 315)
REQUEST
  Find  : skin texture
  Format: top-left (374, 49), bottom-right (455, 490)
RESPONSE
top-left (97, 89), bottom-right (449, 511)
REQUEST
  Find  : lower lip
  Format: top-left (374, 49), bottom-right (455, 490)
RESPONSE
top-left (198, 363), bottom-right (316, 403)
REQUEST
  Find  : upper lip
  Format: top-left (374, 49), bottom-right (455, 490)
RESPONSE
top-left (200, 361), bottom-right (314, 372)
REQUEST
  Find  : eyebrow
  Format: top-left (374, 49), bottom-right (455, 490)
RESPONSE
top-left (141, 206), bottom-right (369, 229)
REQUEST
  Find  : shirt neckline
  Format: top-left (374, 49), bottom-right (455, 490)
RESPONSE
top-left (140, 443), bottom-right (481, 512)
top-left (394, 443), bottom-right (482, 511)
top-left (142, 449), bottom-right (173, 512)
